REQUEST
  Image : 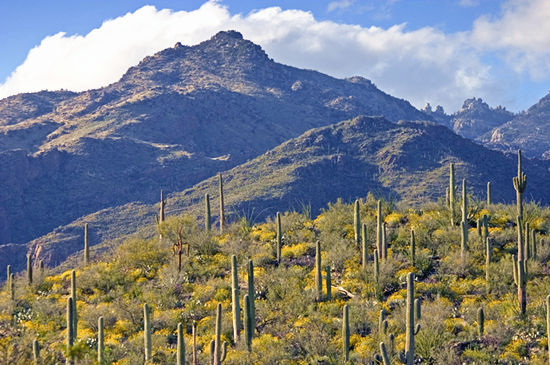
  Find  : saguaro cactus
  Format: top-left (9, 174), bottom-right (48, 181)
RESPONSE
top-left (70, 270), bottom-right (77, 338)
top-left (144, 303), bottom-right (152, 363)
top-left (276, 212), bottom-right (282, 264)
top-left (477, 307), bottom-right (484, 338)
top-left (315, 241), bottom-right (322, 301)
top-left (461, 179), bottom-right (468, 224)
top-left (27, 254), bottom-right (33, 285)
top-left (380, 342), bottom-right (391, 365)
top-left (460, 221), bottom-right (468, 260)
top-left (159, 190), bottom-right (166, 223)
top-left (84, 223), bottom-right (89, 265)
top-left (449, 163), bottom-right (456, 226)
top-left (361, 223), bottom-right (368, 269)
top-left (525, 222), bottom-right (531, 259)
top-left (177, 322), bottom-right (185, 365)
top-left (377, 200), bottom-right (383, 259)
top-left (66, 297), bottom-right (74, 365)
top-left (33, 339), bottom-right (40, 365)
top-left (354, 199), bottom-right (361, 246)
top-left (98, 316), bottom-right (104, 365)
top-left (192, 321), bottom-right (198, 365)
top-left (487, 181), bottom-right (491, 205)
top-left (513, 150), bottom-right (527, 218)
top-left (231, 255), bottom-right (241, 343)
top-left (213, 303), bottom-right (222, 365)
top-left (342, 305), bottom-right (350, 362)
top-left (243, 294), bottom-right (252, 351)
top-left (546, 295), bottom-right (550, 365)
top-left (382, 222), bottom-right (388, 261)
top-left (205, 193), bottom-right (211, 231)
top-left (247, 259), bottom-right (255, 335)
top-left (326, 266), bottom-right (332, 301)
top-left (410, 229), bottom-right (416, 267)
top-left (398, 273), bottom-right (420, 365)
top-left (9, 273), bottom-right (14, 300)
top-left (219, 173), bottom-right (225, 234)
top-left (516, 216), bottom-right (527, 316)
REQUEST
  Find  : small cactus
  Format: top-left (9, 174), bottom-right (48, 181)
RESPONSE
top-left (205, 193), bottom-right (211, 231)
top-left (33, 339), bottom-right (40, 365)
top-left (378, 309), bottom-right (387, 336)
top-left (477, 307), bottom-right (485, 338)
top-left (144, 303), bottom-right (152, 363)
top-left (27, 254), bottom-right (33, 285)
top-left (231, 255), bottom-right (241, 343)
top-left (342, 305), bottom-right (350, 362)
top-left (177, 322), bottom-right (185, 365)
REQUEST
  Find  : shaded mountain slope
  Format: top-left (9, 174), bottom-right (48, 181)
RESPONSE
top-left (484, 92), bottom-right (550, 158)
top-left (13, 115), bottom-right (550, 273)
top-left (0, 30), bottom-right (429, 245)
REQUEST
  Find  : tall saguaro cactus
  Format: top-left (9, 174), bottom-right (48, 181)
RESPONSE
top-left (398, 272), bottom-right (420, 365)
top-left (276, 212), bottom-right (282, 264)
top-left (66, 297), bottom-right (75, 365)
top-left (231, 255), bottom-right (241, 343)
top-left (354, 199), bottom-right (361, 246)
top-left (315, 241), bottom-right (322, 301)
top-left (243, 294), bottom-right (252, 351)
top-left (213, 303), bottom-right (222, 365)
top-left (144, 303), bottom-right (152, 363)
top-left (159, 190), bottom-right (166, 223)
top-left (219, 173), bottom-right (225, 234)
top-left (461, 221), bottom-right (468, 260)
top-left (449, 163), bottom-right (456, 226)
top-left (98, 316), bottom-right (104, 365)
top-left (376, 200), bottom-right (383, 259)
top-left (515, 216), bottom-right (527, 316)
top-left (361, 223), bottom-right (368, 269)
top-left (487, 181), bottom-right (491, 205)
top-left (461, 179), bottom-right (468, 224)
top-left (513, 150), bottom-right (527, 218)
top-left (70, 270), bottom-right (78, 339)
top-left (205, 193), bottom-right (211, 231)
top-left (342, 305), bottom-right (350, 362)
top-left (84, 223), bottom-right (89, 265)
top-left (247, 259), bottom-right (255, 335)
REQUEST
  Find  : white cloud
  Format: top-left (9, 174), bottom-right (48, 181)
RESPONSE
top-left (327, 0), bottom-right (355, 12)
top-left (1, 0), bottom-right (548, 112)
top-left (471, 0), bottom-right (550, 80)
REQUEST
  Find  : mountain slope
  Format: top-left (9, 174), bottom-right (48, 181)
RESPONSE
top-left (484, 92), bottom-right (550, 158)
top-left (16, 115), bottom-right (550, 273)
top-left (0, 30), bottom-right (429, 245)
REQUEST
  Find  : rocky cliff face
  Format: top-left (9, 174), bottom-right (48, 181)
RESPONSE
top-left (0, 30), bottom-right (429, 246)
top-left (484, 92), bottom-right (550, 158)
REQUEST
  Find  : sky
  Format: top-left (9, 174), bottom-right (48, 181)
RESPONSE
top-left (0, 0), bottom-right (549, 113)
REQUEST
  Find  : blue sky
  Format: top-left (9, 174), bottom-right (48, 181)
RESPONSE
top-left (1, 0), bottom-right (549, 112)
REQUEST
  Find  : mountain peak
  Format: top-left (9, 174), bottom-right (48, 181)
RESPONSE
top-left (211, 30), bottom-right (244, 41)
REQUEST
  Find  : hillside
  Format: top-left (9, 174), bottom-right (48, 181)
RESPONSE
top-left (2, 177), bottom-right (550, 364)
top-left (484, 92), bottom-right (550, 159)
top-left (0, 30), bottom-right (429, 247)
top-left (15, 115), bottom-right (550, 274)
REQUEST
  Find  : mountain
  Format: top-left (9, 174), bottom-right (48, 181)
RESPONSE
top-left (0, 30), bottom-right (429, 246)
top-left (422, 98), bottom-right (514, 140)
top-left (484, 92), bottom-right (550, 159)
top-left (13, 115), bottom-right (550, 273)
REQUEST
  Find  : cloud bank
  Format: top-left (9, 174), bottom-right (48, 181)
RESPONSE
top-left (1, 0), bottom-right (549, 112)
